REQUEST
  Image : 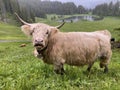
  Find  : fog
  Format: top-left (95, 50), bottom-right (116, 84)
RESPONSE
top-left (50, 0), bottom-right (118, 8)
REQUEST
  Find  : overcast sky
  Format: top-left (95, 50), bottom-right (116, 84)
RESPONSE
top-left (50, 0), bottom-right (119, 9)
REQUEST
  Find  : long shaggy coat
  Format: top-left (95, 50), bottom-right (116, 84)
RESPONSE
top-left (36, 29), bottom-right (112, 74)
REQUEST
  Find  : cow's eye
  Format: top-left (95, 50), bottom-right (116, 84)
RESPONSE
top-left (46, 31), bottom-right (49, 35)
top-left (30, 30), bottom-right (34, 35)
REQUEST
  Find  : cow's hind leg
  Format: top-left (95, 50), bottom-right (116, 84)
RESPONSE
top-left (87, 62), bottom-right (94, 72)
top-left (100, 56), bottom-right (110, 73)
top-left (100, 61), bottom-right (109, 73)
top-left (104, 65), bottom-right (108, 73)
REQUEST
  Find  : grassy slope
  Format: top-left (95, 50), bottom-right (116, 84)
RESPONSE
top-left (0, 22), bottom-right (27, 40)
top-left (0, 16), bottom-right (120, 90)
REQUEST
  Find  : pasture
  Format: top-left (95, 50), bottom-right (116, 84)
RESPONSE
top-left (0, 16), bottom-right (120, 90)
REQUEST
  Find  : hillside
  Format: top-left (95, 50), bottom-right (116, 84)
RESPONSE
top-left (0, 22), bottom-right (27, 40)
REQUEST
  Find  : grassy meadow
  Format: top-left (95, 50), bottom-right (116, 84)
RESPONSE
top-left (0, 15), bottom-right (120, 90)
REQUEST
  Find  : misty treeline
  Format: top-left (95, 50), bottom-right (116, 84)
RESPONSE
top-left (92, 1), bottom-right (120, 16)
top-left (0, 0), bottom-right (88, 23)
top-left (0, 0), bottom-right (35, 23)
top-left (0, 0), bottom-right (120, 24)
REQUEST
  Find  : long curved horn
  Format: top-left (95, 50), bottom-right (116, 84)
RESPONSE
top-left (14, 12), bottom-right (30, 25)
top-left (56, 22), bottom-right (65, 29)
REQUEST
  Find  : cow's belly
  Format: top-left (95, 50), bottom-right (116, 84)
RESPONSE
top-left (64, 49), bottom-right (99, 66)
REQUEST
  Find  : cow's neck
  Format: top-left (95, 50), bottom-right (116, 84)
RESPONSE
top-left (38, 34), bottom-right (57, 63)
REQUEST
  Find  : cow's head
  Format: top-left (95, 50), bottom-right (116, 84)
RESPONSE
top-left (15, 13), bottom-right (65, 50)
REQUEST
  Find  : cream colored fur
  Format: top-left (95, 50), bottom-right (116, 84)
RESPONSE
top-left (21, 23), bottom-right (112, 74)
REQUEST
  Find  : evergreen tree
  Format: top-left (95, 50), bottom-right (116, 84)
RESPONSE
top-left (0, 0), bottom-right (6, 22)
top-left (77, 5), bottom-right (88, 14)
top-left (92, 1), bottom-right (120, 16)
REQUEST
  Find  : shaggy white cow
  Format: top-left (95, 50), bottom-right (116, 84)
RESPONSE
top-left (15, 13), bottom-right (112, 75)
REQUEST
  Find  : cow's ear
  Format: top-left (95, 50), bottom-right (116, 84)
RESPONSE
top-left (21, 25), bottom-right (32, 36)
top-left (50, 27), bottom-right (59, 36)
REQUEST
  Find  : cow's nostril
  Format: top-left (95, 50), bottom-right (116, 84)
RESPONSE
top-left (35, 39), bottom-right (38, 43)
top-left (40, 40), bottom-right (43, 42)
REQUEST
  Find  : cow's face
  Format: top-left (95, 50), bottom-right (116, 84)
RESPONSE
top-left (21, 23), bottom-right (52, 50)
top-left (32, 24), bottom-right (50, 50)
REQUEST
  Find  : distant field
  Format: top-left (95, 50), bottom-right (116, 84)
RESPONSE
top-left (36, 16), bottom-right (120, 40)
top-left (0, 22), bottom-right (27, 40)
top-left (1, 15), bottom-right (120, 40)
top-left (0, 16), bottom-right (120, 90)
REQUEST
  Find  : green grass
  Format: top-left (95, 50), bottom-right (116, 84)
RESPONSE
top-left (0, 15), bottom-right (120, 90)
top-left (0, 22), bottom-right (27, 40)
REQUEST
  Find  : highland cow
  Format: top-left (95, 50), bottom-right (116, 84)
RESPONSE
top-left (15, 13), bottom-right (112, 75)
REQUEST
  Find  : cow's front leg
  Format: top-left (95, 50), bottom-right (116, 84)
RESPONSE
top-left (54, 63), bottom-right (65, 75)
top-left (33, 48), bottom-right (43, 59)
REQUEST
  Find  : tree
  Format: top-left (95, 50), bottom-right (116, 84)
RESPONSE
top-left (62, 2), bottom-right (77, 15)
top-left (77, 5), bottom-right (88, 14)
top-left (113, 1), bottom-right (120, 16)
top-left (0, 0), bottom-right (7, 22)
top-left (92, 1), bottom-right (120, 16)
top-left (108, 2), bottom-right (113, 16)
